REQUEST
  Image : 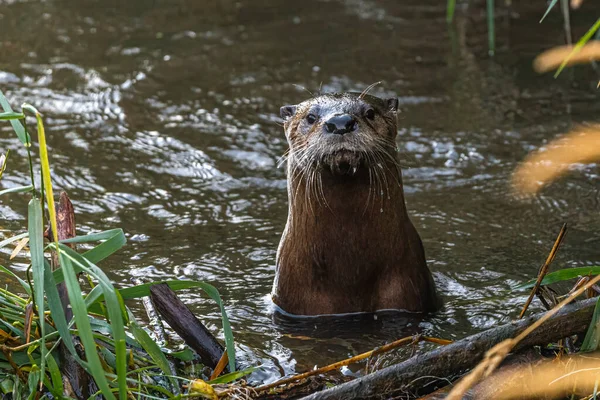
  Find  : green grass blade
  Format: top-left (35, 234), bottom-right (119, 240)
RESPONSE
top-left (0, 91), bottom-right (30, 146)
top-left (51, 229), bottom-right (126, 284)
top-left (27, 199), bottom-right (45, 392)
top-left (60, 229), bottom-right (125, 244)
top-left (85, 285), bottom-right (105, 309)
top-left (0, 185), bottom-right (34, 196)
top-left (0, 112), bottom-right (25, 120)
top-left (446, 0), bottom-right (456, 23)
top-left (26, 366), bottom-right (39, 400)
top-left (581, 297), bottom-right (600, 352)
top-left (487, 0), bottom-right (495, 56)
top-left (555, 18), bottom-right (600, 77)
top-left (45, 353), bottom-right (63, 396)
top-left (58, 245), bottom-right (128, 399)
top-left (127, 309), bottom-right (177, 390)
top-left (42, 260), bottom-right (80, 360)
top-left (515, 266), bottom-right (600, 289)
top-left (208, 366), bottom-right (258, 384)
top-left (540, 0), bottom-right (558, 23)
top-left (0, 232), bottom-right (28, 249)
top-left (58, 252), bottom-right (116, 400)
top-left (0, 265), bottom-right (31, 294)
top-left (81, 230), bottom-right (126, 264)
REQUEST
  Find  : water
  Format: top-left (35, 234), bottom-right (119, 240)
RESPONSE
top-left (1, 0), bottom-right (600, 385)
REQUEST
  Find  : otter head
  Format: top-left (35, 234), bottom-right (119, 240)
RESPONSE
top-left (280, 93), bottom-right (399, 176)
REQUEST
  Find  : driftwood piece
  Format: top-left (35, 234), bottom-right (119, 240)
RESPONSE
top-left (52, 192), bottom-right (97, 399)
top-left (149, 283), bottom-right (225, 369)
top-left (298, 297), bottom-right (598, 400)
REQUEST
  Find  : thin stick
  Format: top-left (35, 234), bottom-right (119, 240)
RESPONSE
top-left (254, 335), bottom-right (452, 393)
top-left (519, 223), bottom-right (567, 318)
top-left (447, 273), bottom-right (600, 400)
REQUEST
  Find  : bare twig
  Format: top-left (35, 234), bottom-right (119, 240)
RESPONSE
top-left (255, 335), bottom-right (452, 393)
top-left (519, 223), bottom-right (567, 318)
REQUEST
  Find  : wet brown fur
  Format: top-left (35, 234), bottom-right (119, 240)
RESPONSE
top-left (273, 93), bottom-right (439, 316)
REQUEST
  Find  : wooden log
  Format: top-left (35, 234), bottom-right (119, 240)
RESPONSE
top-left (149, 283), bottom-right (225, 369)
top-left (297, 297), bottom-right (598, 400)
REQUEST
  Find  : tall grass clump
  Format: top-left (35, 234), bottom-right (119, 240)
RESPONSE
top-left (0, 90), bottom-right (243, 399)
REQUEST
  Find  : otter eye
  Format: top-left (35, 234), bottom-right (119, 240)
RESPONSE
top-left (365, 109), bottom-right (375, 120)
top-left (306, 114), bottom-right (317, 124)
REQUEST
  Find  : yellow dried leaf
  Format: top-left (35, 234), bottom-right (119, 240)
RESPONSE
top-left (189, 379), bottom-right (218, 400)
top-left (512, 125), bottom-right (600, 195)
top-left (10, 237), bottom-right (29, 260)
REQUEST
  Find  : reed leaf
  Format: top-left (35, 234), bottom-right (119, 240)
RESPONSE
top-left (540, 0), bottom-right (558, 23)
top-left (0, 232), bottom-right (29, 250)
top-left (446, 0), bottom-right (456, 23)
top-left (57, 244), bottom-right (128, 399)
top-left (516, 266), bottom-right (600, 289)
top-left (0, 185), bottom-right (34, 197)
top-left (487, 0), bottom-right (495, 56)
top-left (57, 252), bottom-right (116, 399)
top-left (0, 265), bottom-right (30, 295)
top-left (208, 366), bottom-right (258, 384)
top-left (581, 297), bottom-right (600, 352)
top-left (127, 309), bottom-right (177, 391)
top-left (0, 112), bottom-right (24, 120)
top-left (27, 199), bottom-right (45, 392)
top-left (0, 91), bottom-right (30, 146)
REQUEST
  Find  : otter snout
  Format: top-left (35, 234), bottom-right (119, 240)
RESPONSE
top-left (324, 114), bottom-right (357, 135)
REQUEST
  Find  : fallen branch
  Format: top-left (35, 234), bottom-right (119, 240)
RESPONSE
top-left (149, 282), bottom-right (225, 370)
top-left (297, 296), bottom-right (598, 400)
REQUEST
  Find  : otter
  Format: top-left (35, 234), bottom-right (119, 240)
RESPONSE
top-left (272, 92), bottom-right (439, 316)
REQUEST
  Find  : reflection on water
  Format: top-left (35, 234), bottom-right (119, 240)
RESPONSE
top-left (1, 0), bottom-right (600, 383)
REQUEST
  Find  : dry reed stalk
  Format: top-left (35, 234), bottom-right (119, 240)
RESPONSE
top-left (475, 352), bottom-right (600, 399)
top-left (446, 274), bottom-right (600, 400)
top-left (519, 223), bottom-right (567, 319)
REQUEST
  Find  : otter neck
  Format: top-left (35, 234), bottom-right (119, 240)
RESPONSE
top-left (287, 161), bottom-right (408, 218)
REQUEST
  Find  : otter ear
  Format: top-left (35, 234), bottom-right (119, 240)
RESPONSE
top-left (280, 105), bottom-right (297, 119)
top-left (386, 98), bottom-right (399, 113)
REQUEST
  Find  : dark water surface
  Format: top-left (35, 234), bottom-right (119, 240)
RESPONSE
top-left (1, 0), bottom-right (600, 384)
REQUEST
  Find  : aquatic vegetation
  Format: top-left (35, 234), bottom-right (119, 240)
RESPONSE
top-left (0, 90), bottom-right (241, 398)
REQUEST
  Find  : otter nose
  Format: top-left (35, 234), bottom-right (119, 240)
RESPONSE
top-left (324, 114), bottom-right (357, 135)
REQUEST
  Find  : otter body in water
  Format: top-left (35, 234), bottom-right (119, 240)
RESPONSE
top-left (273, 92), bottom-right (439, 316)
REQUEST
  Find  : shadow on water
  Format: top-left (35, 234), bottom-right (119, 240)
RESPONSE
top-left (1, 0), bottom-right (600, 384)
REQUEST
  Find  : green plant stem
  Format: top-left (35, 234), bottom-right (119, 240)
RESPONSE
top-left (487, 0), bottom-right (495, 56)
